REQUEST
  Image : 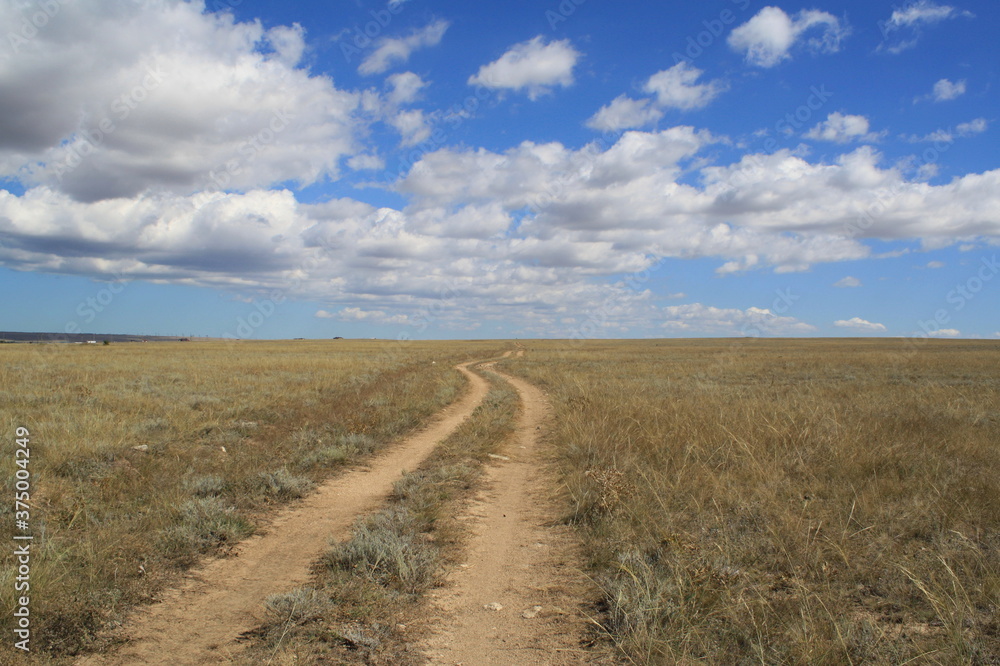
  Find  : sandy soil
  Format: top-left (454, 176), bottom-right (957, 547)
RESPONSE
top-left (79, 361), bottom-right (489, 666)
top-left (419, 362), bottom-right (603, 665)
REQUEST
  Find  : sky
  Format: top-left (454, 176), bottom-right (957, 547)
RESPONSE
top-left (0, 0), bottom-right (998, 341)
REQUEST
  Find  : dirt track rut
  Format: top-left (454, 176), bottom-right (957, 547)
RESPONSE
top-left (420, 362), bottom-right (596, 664)
top-left (80, 361), bottom-right (489, 665)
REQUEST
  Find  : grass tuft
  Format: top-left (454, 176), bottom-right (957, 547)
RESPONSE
top-left (247, 468), bottom-right (315, 501)
top-left (326, 506), bottom-right (439, 594)
top-left (159, 497), bottom-right (255, 564)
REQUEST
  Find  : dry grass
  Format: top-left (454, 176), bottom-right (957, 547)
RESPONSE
top-left (239, 367), bottom-right (519, 665)
top-left (6, 337), bottom-right (999, 664)
top-left (504, 338), bottom-right (1000, 664)
top-left (0, 339), bottom-right (504, 659)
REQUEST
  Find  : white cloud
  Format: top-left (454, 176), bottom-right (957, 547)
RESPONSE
top-left (661, 303), bottom-right (816, 336)
top-left (385, 72), bottom-right (427, 106)
top-left (805, 113), bottom-right (882, 143)
top-left (586, 63), bottom-right (724, 132)
top-left (926, 328), bottom-right (961, 337)
top-left (834, 276), bottom-right (862, 287)
top-left (347, 153), bottom-right (385, 171)
top-left (389, 109), bottom-right (431, 147)
top-left (886, 1), bottom-right (967, 28)
top-left (933, 78), bottom-right (966, 102)
top-left (325, 307), bottom-right (411, 325)
top-left (643, 63), bottom-right (726, 111)
top-left (835, 317), bottom-right (887, 332)
top-left (879, 1), bottom-right (972, 53)
top-left (925, 260), bottom-right (945, 268)
top-left (265, 24), bottom-right (307, 67)
top-left (586, 96), bottom-right (664, 132)
top-left (728, 6), bottom-right (849, 68)
top-left (905, 118), bottom-right (988, 143)
top-left (468, 36), bottom-right (580, 100)
top-left (5, 124), bottom-right (1000, 337)
top-left (0, 0), bottom-right (361, 202)
top-left (358, 20), bottom-right (449, 75)
top-left (957, 118), bottom-right (989, 135)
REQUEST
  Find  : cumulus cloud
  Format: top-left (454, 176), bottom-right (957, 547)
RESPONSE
top-left (661, 303), bottom-right (816, 336)
top-left (4, 3), bottom-right (1000, 339)
top-left (643, 63), bottom-right (727, 111)
top-left (358, 20), bottom-right (449, 75)
top-left (834, 276), bottom-right (862, 287)
top-left (468, 36), bottom-right (580, 100)
top-left (586, 96), bottom-right (664, 132)
top-left (586, 63), bottom-right (724, 131)
top-left (4, 116), bottom-right (1000, 336)
top-left (389, 109), bottom-right (431, 147)
top-left (932, 78), bottom-right (966, 101)
top-left (0, 0), bottom-right (360, 202)
top-left (728, 6), bottom-right (849, 68)
top-left (835, 317), bottom-right (887, 332)
top-left (805, 113), bottom-right (883, 143)
top-left (385, 71), bottom-right (427, 106)
top-left (905, 118), bottom-right (988, 143)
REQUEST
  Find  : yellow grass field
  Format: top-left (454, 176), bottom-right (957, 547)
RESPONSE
top-left (503, 338), bottom-right (1000, 664)
top-left (2, 337), bottom-right (999, 664)
top-left (0, 339), bottom-right (504, 658)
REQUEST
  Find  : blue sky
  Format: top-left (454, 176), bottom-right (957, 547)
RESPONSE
top-left (0, 0), bottom-right (998, 340)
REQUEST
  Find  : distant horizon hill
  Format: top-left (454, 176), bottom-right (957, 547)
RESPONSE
top-left (0, 331), bottom-right (209, 343)
top-left (0, 332), bottom-right (355, 343)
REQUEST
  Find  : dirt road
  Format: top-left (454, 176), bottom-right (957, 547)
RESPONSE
top-left (420, 363), bottom-right (598, 665)
top-left (80, 361), bottom-right (489, 666)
